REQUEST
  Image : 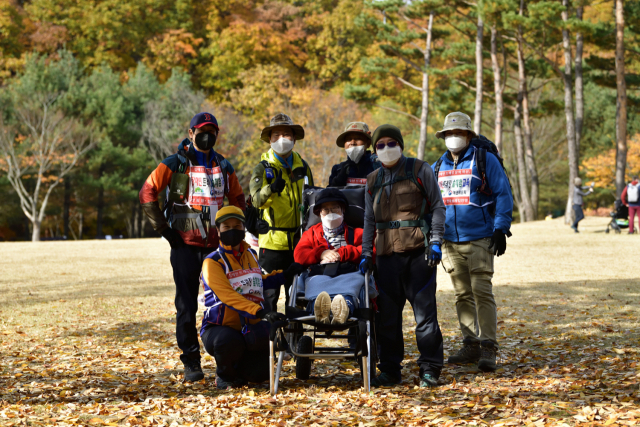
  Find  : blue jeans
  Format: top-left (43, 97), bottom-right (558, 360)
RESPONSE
top-left (572, 204), bottom-right (584, 228)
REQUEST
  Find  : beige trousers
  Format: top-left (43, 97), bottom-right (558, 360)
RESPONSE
top-left (441, 238), bottom-right (498, 345)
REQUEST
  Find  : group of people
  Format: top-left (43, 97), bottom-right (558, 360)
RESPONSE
top-left (139, 110), bottom-right (514, 390)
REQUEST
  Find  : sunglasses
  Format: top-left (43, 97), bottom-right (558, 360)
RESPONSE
top-left (376, 141), bottom-right (399, 150)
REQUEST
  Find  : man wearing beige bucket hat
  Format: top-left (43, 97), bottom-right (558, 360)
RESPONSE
top-left (328, 122), bottom-right (381, 187)
top-left (433, 112), bottom-right (513, 373)
top-left (250, 113), bottom-right (314, 312)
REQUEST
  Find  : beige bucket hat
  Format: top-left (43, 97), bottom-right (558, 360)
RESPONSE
top-left (435, 112), bottom-right (478, 139)
top-left (335, 122), bottom-right (372, 147)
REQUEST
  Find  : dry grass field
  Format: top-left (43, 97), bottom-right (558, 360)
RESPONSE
top-left (1, 216), bottom-right (640, 426)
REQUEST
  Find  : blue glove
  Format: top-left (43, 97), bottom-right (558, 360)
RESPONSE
top-left (359, 256), bottom-right (373, 274)
top-left (427, 242), bottom-right (442, 267)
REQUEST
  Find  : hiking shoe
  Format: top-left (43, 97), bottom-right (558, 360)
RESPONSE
top-left (571, 225), bottom-right (579, 233)
top-left (447, 339), bottom-right (481, 364)
top-left (314, 291), bottom-right (331, 324)
top-left (478, 341), bottom-right (498, 372)
top-left (331, 294), bottom-right (349, 324)
top-left (183, 359), bottom-right (204, 382)
top-left (215, 376), bottom-right (247, 390)
top-left (371, 372), bottom-right (401, 387)
top-left (419, 373), bottom-right (438, 388)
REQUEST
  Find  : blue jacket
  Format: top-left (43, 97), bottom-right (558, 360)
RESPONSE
top-left (437, 145), bottom-right (513, 242)
top-left (328, 151), bottom-right (381, 186)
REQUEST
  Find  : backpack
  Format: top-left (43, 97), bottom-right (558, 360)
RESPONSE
top-left (628, 184), bottom-right (640, 203)
top-left (433, 134), bottom-right (512, 196)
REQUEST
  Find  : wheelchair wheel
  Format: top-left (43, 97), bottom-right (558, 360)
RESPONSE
top-left (295, 335), bottom-right (313, 380)
top-left (605, 228), bottom-right (610, 233)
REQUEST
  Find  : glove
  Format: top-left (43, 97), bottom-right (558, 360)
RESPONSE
top-left (488, 229), bottom-right (507, 257)
top-left (283, 262), bottom-right (305, 281)
top-left (256, 309), bottom-right (287, 324)
top-left (270, 169), bottom-right (286, 194)
top-left (427, 242), bottom-right (442, 267)
top-left (359, 255), bottom-right (373, 274)
top-left (161, 227), bottom-right (185, 249)
top-left (331, 162), bottom-right (351, 187)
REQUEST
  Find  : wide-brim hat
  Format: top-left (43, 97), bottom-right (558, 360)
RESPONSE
top-left (435, 112), bottom-right (478, 139)
top-left (260, 113), bottom-right (305, 143)
top-left (335, 122), bottom-right (372, 148)
top-left (215, 206), bottom-right (245, 226)
top-left (313, 188), bottom-right (349, 216)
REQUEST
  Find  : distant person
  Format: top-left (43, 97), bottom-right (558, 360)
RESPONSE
top-left (433, 112), bottom-right (513, 373)
top-left (139, 112), bottom-right (246, 382)
top-left (249, 113), bottom-right (314, 312)
top-left (328, 122), bottom-right (381, 187)
top-left (621, 176), bottom-right (640, 234)
top-left (571, 177), bottom-right (594, 233)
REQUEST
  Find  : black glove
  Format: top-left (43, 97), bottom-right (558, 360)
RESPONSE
top-left (283, 262), bottom-right (306, 281)
top-left (256, 309), bottom-right (287, 323)
top-left (488, 229), bottom-right (507, 257)
top-left (161, 227), bottom-right (185, 249)
top-left (331, 162), bottom-right (351, 187)
top-left (270, 169), bottom-right (286, 194)
top-left (359, 255), bottom-right (374, 274)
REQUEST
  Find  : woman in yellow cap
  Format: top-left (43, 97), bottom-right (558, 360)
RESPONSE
top-left (200, 206), bottom-right (303, 389)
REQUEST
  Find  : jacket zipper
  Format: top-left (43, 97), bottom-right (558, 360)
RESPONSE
top-left (453, 158), bottom-right (459, 242)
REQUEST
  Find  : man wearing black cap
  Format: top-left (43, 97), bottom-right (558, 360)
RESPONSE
top-left (140, 112), bottom-right (246, 382)
top-left (360, 124), bottom-right (446, 388)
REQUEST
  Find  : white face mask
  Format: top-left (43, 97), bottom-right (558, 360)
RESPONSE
top-left (321, 213), bottom-right (343, 230)
top-left (377, 145), bottom-right (402, 166)
top-left (345, 145), bottom-right (366, 163)
top-left (271, 137), bottom-right (294, 156)
top-left (445, 135), bottom-right (468, 153)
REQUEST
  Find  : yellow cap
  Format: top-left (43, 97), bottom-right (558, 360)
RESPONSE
top-left (215, 206), bottom-right (245, 225)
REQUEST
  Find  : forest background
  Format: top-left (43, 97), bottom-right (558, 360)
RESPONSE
top-left (0, 0), bottom-right (638, 241)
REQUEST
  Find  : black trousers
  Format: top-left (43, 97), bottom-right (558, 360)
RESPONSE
top-left (572, 204), bottom-right (584, 228)
top-left (170, 244), bottom-right (214, 364)
top-left (259, 248), bottom-right (294, 312)
top-left (201, 323), bottom-right (270, 383)
top-left (376, 249), bottom-right (444, 378)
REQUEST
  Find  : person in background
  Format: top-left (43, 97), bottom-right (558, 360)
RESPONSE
top-left (328, 122), bottom-right (381, 187)
top-left (571, 177), bottom-right (594, 233)
top-left (140, 112), bottom-right (245, 382)
top-left (621, 176), bottom-right (640, 234)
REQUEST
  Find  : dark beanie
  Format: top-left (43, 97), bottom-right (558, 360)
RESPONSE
top-left (371, 124), bottom-right (404, 152)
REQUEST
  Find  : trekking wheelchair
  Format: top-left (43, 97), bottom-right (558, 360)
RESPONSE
top-left (268, 186), bottom-right (378, 395)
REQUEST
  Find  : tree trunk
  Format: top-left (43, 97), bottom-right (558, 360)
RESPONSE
top-left (417, 12), bottom-right (434, 161)
top-left (490, 26), bottom-right (504, 153)
top-left (96, 164), bottom-right (105, 238)
top-left (575, 6), bottom-right (584, 159)
top-left (513, 97), bottom-right (534, 222)
top-left (474, 13), bottom-right (484, 135)
top-left (32, 219), bottom-right (41, 242)
top-left (615, 0), bottom-right (627, 198)
top-left (561, 0), bottom-right (579, 224)
top-left (63, 177), bottom-right (71, 239)
top-left (137, 202), bottom-right (143, 238)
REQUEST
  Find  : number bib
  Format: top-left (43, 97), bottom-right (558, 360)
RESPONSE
top-left (347, 177), bottom-right (367, 187)
top-left (188, 165), bottom-right (224, 215)
top-left (438, 168), bottom-right (472, 206)
top-left (227, 267), bottom-right (264, 303)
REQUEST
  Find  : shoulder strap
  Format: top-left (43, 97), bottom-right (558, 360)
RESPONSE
top-left (477, 147), bottom-right (487, 179)
top-left (215, 152), bottom-right (230, 194)
top-left (346, 226), bottom-right (355, 246)
top-left (405, 158), bottom-right (428, 199)
top-left (434, 157), bottom-right (444, 179)
top-left (369, 168), bottom-right (385, 203)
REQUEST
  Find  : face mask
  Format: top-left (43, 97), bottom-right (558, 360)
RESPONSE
top-left (321, 213), bottom-right (343, 230)
top-left (346, 145), bottom-right (366, 163)
top-left (219, 229), bottom-right (246, 247)
top-left (445, 135), bottom-right (467, 153)
top-left (376, 146), bottom-right (402, 165)
top-left (194, 132), bottom-right (216, 151)
top-left (271, 137), bottom-right (294, 156)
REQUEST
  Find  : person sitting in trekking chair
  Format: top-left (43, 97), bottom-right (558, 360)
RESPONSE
top-left (432, 111), bottom-right (513, 373)
top-left (294, 188), bottom-right (377, 325)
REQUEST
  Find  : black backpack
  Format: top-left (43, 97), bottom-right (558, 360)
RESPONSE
top-left (433, 134), bottom-right (512, 196)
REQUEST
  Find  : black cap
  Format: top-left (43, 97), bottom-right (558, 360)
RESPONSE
top-left (313, 188), bottom-right (349, 216)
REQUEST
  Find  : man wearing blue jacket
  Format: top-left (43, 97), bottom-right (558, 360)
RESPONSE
top-left (434, 112), bottom-right (513, 372)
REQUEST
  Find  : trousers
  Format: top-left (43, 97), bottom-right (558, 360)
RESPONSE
top-left (629, 206), bottom-right (639, 233)
top-left (376, 248), bottom-right (443, 378)
top-left (442, 238), bottom-right (498, 346)
top-left (170, 244), bottom-right (214, 364)
top-left (259, 248), bottom-right (294, 312)
top-left (572, 204), bottom-right (585, 229)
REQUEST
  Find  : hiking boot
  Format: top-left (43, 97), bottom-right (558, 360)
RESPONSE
top-left (215, 376), bottom-right (247, 390)
top-left (183, 359), bottom-right (204, 382)
top-left (314, 291), bottom-right (331, 324)
top-left (478, 341), bottom-right (498, 372)
top-left (447, 339), bottom-right (481, 364)
top-left (571, 225), bottom-right (579, 233)
top-left (331, 294), bottom-right (349, 324)
top-left (371, 372), bottom-right (401, 387)
top-left (419, 373), bottom-right (438, 388)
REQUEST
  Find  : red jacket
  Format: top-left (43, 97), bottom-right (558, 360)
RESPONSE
top-left (294, 223), bottom-right (372, 266)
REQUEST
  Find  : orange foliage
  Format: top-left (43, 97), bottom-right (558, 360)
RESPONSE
top-left (144, 29), bottom-right (203, 83)
top-left (583, 134), bottom-right (640, 188)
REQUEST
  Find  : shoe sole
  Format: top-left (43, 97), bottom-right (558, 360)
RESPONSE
top-left (331, 295), bottom-right (349, 324)
top-left (447, 358), bottom-right (480, 365)
top-left (314, 292), bottom-right (331, 324)
top-left (478, 361), bottom-right (497, 372)
top-left (184, 373), bottom-right (204, 382)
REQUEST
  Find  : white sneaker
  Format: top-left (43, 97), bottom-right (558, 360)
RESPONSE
top-left (331, 294), bottom-right (349, 325)
top-left (314, 291), bottom-right (331, 324)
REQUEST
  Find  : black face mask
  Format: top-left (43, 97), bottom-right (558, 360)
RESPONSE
top-left (219, 229), bottom-right (246, 247)
top-left (194, 132), bottom-right (217, 151)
